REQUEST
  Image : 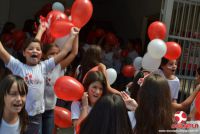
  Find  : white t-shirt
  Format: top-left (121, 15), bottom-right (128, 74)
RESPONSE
top-left (128, 111), bottom-right (136, 129)
top-left (44, 64), bottom-right (64, 110)
top-left (6, 56), bottom-right (55, 116)
top-left (71, 101), bottom-right (92, 120)
top-left (154, 69), bottom-right (180, 100)
top-left (0, 118), bottom-right (20, 134)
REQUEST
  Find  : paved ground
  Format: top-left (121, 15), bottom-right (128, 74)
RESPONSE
top-left (56, 127), bottom-right (74, 134)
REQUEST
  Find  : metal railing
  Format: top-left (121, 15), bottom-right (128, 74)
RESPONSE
top-left (160, 0), bottom-right (200, 101)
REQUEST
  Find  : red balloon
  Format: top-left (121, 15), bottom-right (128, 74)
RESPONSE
top-left (71, 0), bottom-right (93, 28)
top-left (164, 42), bottom-right (182, 60)
top-left (121, 49), bottom-right (129, 57)
top-left (95, 28), bottom-right (105, 38)
top-left (46, 10), bottom-right (68, 27)
top-left (86, 31), bottom-right (96, 44)
top-left (49, 19), bottom-right (74, 38)
top-left (195, 111), bottom-right (200, 120)
top-left (54, 76), bottom-right (84, 101)
top-left (105, 32), bottom-right (118, 45)
top-left (41, 30), bottom-right (55, 44)
top-left (195, 92), bottom-right (200, 114)
top-left (122, 65), bottom-right (135, 77)
top-left (12, 30), bottom-right (26, 51)
top-left (54, 106), bottom-right (72, 128)
top-left (148, 21), bottom-right (166, 40)
top-left (1, 34), bottom-right (14, 47)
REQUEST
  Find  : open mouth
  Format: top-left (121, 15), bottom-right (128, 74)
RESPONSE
top-left (31, 54), bottom-right (37, 58)
top-left (13, 104), bottom-right (22, 107)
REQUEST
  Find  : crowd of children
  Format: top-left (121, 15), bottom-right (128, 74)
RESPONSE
top-left (0, 19), bottom-right (200, 134)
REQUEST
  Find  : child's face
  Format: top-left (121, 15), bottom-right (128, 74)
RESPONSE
top-left (88, 81), bottom-right (103, 106)
top-left (161, 60), bottom-right (177, 75)
top-left (46, 46), bottom-right (60, 59)
top-left (23, 42), bottom-right (42, 66)
top-left (4, 82), bottom-right (26, 115)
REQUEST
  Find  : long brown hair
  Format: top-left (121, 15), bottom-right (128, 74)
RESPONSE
top-left (134, 74), bottom-right (174, 134)
top-left (0, 75), bottom-right (28, 134)
top-left (77, 45), bottom-right (102, 82)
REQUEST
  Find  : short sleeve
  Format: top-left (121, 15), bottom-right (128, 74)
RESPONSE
top-left (6, 56), bottom-right (23, 75)
top-left (71, 101), bottom-right (81, 120)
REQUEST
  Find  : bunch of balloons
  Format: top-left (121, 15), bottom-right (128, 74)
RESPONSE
top-left (141, 21), bottom-right (182, 72)
top-left (40, 1), bottom-right (93, 45)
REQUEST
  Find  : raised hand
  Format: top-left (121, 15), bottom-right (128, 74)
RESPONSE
top-left (121, 91), bottom-right (138, 111)
top-left (70, 27), bottom-right (80, 37)
top-left (81, 92), bottom-right (89, 108)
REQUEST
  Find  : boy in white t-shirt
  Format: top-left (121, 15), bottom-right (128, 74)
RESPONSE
top-left (0, 24), bottom-right (79, 134)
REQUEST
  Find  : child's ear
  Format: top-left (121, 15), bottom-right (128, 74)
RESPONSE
top-left (22, 51), bottom-right (26, 57)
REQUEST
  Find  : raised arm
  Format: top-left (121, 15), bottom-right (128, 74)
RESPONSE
top-left (35, 23), bottom-right (46, 41)
top-left (0, 41), bottom-right (11, 64)
top-left (60, 34), bottom-right (79, 69)
top-left (172, 85), bottom-right (200, 111)
top-left (98, 63), bottom-right (120, 95)
top-left (53, 27), bottom-right (79, 64)
top-left (72, 92), bottom-right (89, 128)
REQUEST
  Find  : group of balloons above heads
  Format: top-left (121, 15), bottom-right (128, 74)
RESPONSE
top-left (135, 21), bottom-right (182, 73)
top-left (40, 0), bottom-right (93, 45)
top-left (48, 2), bottom-right (182, 127)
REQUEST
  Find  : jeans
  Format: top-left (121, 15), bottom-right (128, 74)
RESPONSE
top-left (25, 114), bottom-right (42, 134)
top-left (42, 110), bottom-right (54, 134)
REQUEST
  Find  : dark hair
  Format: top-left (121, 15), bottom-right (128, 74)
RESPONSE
top-left (0, 75), bottom-right (28, 134)
top-left (42, 43), bottom-right (58, 54)
top-left (1, 22), bottom-right (16, 34)
top-left (80, 94), bottom-right (134, 134)
top-left (134, 74), bottom-right (174, 134)
top-left (197, 67), bottom-right (200, 75)
top-left (23, 38), bottom-right (41, 51)
top-left (83, 71), bottom-right (107, 97)
top-left (78, 45), bottom-right (102, 82)
top-left (129, 71), bottom-right (144, 101)
top-left (161, 57), bottom-right (169, 67)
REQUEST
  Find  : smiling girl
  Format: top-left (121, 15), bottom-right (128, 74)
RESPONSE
top-left (0, 24), bottom-right (79, 134)
top-left (0, 75), bottom-right (28, 134)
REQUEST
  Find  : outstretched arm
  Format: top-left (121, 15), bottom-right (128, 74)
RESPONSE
top-left (72, 92), bottom-right (89, 128)
top-left (98, 63), bottom-right (120, 95)
top-left (35, 23), bottom-right (46, 41)
top-left (53, 27), bottom-right (79, 65)
top-left (0, 41), bottom-right (11, 64)
top-left (60, 34), bottom-right (79, 69)
top-left (172, 85), bottom-right (200, 111)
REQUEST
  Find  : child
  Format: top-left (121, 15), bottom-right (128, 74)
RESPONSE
top-left (71, 71), bottom-right (107, 131)
top-left (0, 75), bottom-right (28, 134)
top-left (0, 24), bottom-right (79, 134)
top-left (122, 74), bottom-right (174, 133)
top-left (41, 34), bottom-right (79, 134)
top-left (75, 45), bottom-right (103, 82)
top-left (80, 94), bottom-right (134, 134)
top-left (157, 58), bottom-right (180, 102)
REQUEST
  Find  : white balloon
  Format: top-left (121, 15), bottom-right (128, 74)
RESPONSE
top-left (106, 68), bottom-right (117, 85)
top-left (55, 35), bottom-right (72, 53)
top-left (147, 39), bottom-right (167, 59)
top-left (142, 53), bottom-right (161, 72)
top-left (133, 57), bottom-right (142, 71)
top-left (52, 2), bottom-right (65, 12)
